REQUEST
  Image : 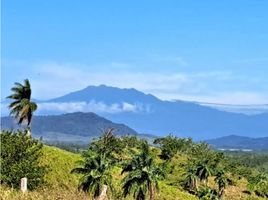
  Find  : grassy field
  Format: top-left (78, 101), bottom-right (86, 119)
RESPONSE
top-left (0, 145), bottom-right (266, 200)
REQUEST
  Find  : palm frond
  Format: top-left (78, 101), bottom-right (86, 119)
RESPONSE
top-left (6, 79), bottom-right (36, 128)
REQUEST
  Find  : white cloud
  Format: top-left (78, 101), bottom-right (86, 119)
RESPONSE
top-left (162, 92), bottom-right (268, 105)
top-left (36, 101), bottom-right (149, 114)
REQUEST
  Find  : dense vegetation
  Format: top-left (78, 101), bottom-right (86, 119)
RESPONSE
top-left (2, 130), bottom-right (268, 200)
top-left (0, 130), bottom-right (47, 190)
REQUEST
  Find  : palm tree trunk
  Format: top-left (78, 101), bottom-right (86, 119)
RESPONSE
top-left (97, 185), bottom-right (108, 200)
top-left (26, 127), bottom-right (31, 137)
top-left (149, 184), bottom-right (155, 200)
top-left (26, 120), bottom-right (32, 137)
top-left (219, 188), bottom-right (224, 200)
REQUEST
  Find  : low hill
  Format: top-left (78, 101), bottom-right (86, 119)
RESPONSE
top-left (0, 145), bottom-right (198, 200)
top-left (206, 135), bottom-right (268, 151)
top-left (2, 144), bottom-right (266, 200)
top-left (0, 112), bottom-right (138, 143)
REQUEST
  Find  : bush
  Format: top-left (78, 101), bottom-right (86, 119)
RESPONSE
top-left (0, 130), bottom-right (48, 190)
top-left (247, 173), bottom-right (268, 198)
top-left (197, 187), bottom-right (219, 200)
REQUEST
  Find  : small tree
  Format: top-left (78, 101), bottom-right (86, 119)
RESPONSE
top-left (71, 150), bottom-right (114, 199)
top-left (197, 187), bottom-right (219, 200)
top-left (195, 160), bottom-right (212, 185)
top-left (89, 128), bottom-right (124, 161)
top-left (121, 141), bottom-right (165, 200)
top-left (154, 135), bottom-right (193, 161)
top-left (183, 167), bottom-right (199, 193)
top-left (0, 130), bottom-right (47, 190)
top-left (6, 79), bottom-right (37, 135)
top-left (214, 170), bottom-right (228, 199)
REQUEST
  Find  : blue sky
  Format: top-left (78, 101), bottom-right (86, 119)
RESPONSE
top-left (2, 0), bottom-right (268, 104)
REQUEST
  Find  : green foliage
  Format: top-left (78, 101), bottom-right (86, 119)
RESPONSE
top-left (0, 130), bottom-right (47, 190)
top-left (6, 79), bottom-right (37, 127)
top-left (121, 135), bottom-right (144, 149)
top-left (1, 135), bottom-right (267, 200)
top-left (247, 173), bottom-right (268, 198)
top-left (226, 151), bottom-right (268, 174)
top-left (154, 135), bottom-right (193, 160)
top-left (183, 167), bottom-right (199, 192)
top-left (71, 151), bottom-right (114, 198)
top-left (121, 141), bottom-right (165, 200)
top-left (89, 128), bottom-right (124, 161)
top-left (214, 169), bottom-right (228, 199)
top-left (195, 160), bottom-right (212, 184)
top-left (197, 187), bottom-right (219, 200)
top-left (188, 142), bottom-right (226, 168)
top-left (71, 129), bottom-right (121, 198)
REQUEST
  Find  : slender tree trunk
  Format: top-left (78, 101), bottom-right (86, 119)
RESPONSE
top-left (149, 184), bottom-right (155, 200)
top-left (219, 188), bottom-right (224, 200)
top-left (26, 121), bottom-right (32, 137)
top-left (97, 185), bottom-right (108, 200)
top-left (192, 179), bottom-right (197, 191)
top-left (27, 129), bottom-right (31, 136)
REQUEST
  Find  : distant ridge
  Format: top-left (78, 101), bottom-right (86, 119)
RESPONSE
top-left (198, 102), bottom-right (268, 115)
top-left (206, 135), bottom-right (268, 151)
top-left (1, 112), bottom-right (138, 143)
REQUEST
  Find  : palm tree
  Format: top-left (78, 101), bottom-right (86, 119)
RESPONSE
top-left (195, 160), bottom-right (212, 185)
top-left (214, 170), bottom-right (228, 199)
top-left (6, 79), bottom-right (37, 134)
top-left (197, 187), bottom-right (219, 200)
top-left (183, 167), bottom-right (199, 192)
top-left (121, 142), bottom-right (165, 200)
top-left (71, 151), bottom-right (113, 200)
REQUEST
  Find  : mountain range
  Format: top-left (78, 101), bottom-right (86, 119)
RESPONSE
top-left (2, 112), bottom-right (268, 151)
top-left (1, 85), bottom-right (268, 140)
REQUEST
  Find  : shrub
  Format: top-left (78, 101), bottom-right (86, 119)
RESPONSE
top-left (0, 130), bottom-right (48, 190)
top-left (247, 173), bottom-right (268, 198)
top-left (197, 187), bottom-right (219, 200)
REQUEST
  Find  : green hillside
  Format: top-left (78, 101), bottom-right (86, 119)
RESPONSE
top-left (1, 144), bottom-right (266, 200)
top-left (1, 112), bottom-right (138, 143)
top-left (1, 145), bottom-right (197, 200)
top-left (0, 146), bottom-right (197, 200)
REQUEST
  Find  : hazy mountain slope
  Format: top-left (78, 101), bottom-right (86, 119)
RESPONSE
top-left (103, 100), bottom-right (267, 139)
top-left (41, 85), bottom-right (268, 139)
top-left (206, 135), bottom-right (268, 151)
top-left (1, 112), bottom-right (138, 142)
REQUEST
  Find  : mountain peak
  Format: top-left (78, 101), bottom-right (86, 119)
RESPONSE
top-left (49, 85), bottom-right (160, 104)
top-left (84, 85), bottom-right (141, 93)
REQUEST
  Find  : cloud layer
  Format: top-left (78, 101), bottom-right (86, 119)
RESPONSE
top-left (37, 101), bottom-right (149, 114)
top-left (1, 101), bottom-right (151, 116)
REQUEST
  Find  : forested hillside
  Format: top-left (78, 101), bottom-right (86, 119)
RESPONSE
top-left (1, 130), bottom-right (267, 200)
